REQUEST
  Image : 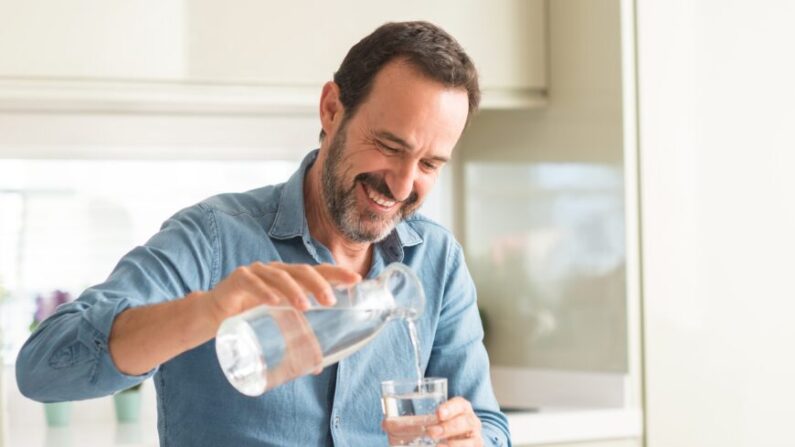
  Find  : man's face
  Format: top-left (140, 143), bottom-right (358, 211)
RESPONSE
top-left (320, 60), bottom-right (469, 243)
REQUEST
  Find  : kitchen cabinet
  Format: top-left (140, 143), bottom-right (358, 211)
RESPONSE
top-left (0, 0), bottom-right (547, 111)
top-left (454, 0), bottom-right (640, 414)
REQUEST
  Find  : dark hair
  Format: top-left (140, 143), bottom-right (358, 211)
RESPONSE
top-left (319, 21), bottom-right (480, 141)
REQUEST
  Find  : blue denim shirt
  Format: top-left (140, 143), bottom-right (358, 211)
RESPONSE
top-left (16, 150), bottom-right (511, 447)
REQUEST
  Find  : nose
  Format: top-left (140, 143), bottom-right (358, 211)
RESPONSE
top-left (386, 160), bottom-right (417, 202)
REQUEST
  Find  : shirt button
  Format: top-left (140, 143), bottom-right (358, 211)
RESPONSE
top-left (333, 414), bottom-right (340, 429)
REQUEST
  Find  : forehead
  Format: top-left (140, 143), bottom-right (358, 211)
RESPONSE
top-left (353, 60), bottom-right (469, 156)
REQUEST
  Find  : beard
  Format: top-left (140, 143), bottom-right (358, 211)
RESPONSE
top-left (321, 124), bottom-right (420, 243)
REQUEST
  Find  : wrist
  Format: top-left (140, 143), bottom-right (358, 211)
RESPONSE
top-left (186, 290), bottom-right (225, 338)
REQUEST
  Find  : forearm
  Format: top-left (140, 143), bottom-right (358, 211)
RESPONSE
top-left (109, 291), bottom-right (220, 375)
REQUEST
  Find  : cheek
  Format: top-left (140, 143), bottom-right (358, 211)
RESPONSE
top-left (413, 176), bottom-right (437, 200)
top-left (345, 151), bottom-right (387, 178)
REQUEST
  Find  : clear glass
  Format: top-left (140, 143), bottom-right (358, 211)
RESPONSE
top-left (215, 263), bottom-right (425, 396)
top-left (381, 377), bottom-right (448, 447)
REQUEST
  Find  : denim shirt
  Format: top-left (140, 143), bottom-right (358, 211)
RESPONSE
top-left (16, 150), bottom-right (511, 447)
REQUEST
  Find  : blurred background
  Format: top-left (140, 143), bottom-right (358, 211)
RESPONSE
top-left (1, 1), bottom-right (793, 446)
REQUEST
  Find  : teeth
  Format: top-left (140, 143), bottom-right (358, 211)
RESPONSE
top-left (364, 184), bottom-right (396, 207)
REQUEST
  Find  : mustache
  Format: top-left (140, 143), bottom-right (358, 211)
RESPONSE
top-left (355, 173), bottom-right (419, 207)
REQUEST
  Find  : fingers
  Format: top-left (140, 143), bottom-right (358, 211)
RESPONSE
top-left (279, 263), bottom-right (337, 306)
top-left (438, 436), bottom-right (481, 447)
top-left (251, 263), bottom-right (313, 310)
top-left (211, 262), bottom-right (362, 317)
top-left (381, 397), bottom-right (483, 447)
top-left (428, 397), bottom-right (482, 444)
top-left (232, 265), bottom-right (284, 306)
top-left (313, 264), bottom-right (362, 286)
top-left (249, 262), bottom-right (360, 310)
top-left (437, 397), bottom-right (474, 422)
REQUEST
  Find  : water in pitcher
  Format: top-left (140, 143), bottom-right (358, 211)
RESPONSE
top-left (217, 304), bottom-right (420, 396)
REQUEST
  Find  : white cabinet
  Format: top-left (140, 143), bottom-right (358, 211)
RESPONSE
top-left (184, 0), bottom-right (547, 107)
top-left (0, 0), bottom-right (547, 111)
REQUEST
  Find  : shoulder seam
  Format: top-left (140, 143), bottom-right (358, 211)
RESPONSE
top-left (198, 203), bottom-right (222, 287)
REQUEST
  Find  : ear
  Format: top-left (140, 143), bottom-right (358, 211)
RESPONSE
top-left (319, 81), bottom-right (344, 138)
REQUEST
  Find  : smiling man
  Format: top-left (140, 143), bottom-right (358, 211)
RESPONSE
top-left (16, 21), bottom-right (511, 447)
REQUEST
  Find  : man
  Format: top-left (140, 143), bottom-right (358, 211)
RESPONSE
top-left (16, 21), bottom-right (511, 446)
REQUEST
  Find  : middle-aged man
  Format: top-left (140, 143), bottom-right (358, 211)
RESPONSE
top-left (16, 21), bottom-right (511, 446)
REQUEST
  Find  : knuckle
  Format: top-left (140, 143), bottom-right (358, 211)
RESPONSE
top-left (271, 269), bottom-right (291, 281)
top-left (263, 290), bottom-right (279, 303)
top-left (236, 266), bottom-right (253, 279)
top-left (297, 264), bottom-right (314, 274)
top-left (287, 292), bottom-right (306, 305)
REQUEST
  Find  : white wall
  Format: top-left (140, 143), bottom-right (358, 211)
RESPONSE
top-left (637, 1), bottom-right (795, 446)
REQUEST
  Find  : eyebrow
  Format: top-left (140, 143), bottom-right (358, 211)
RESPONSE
top-left (374, 130), bottom-right (450, 163)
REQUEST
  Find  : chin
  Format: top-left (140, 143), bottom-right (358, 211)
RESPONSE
top-left (361, 223), bottom-right (396, 243)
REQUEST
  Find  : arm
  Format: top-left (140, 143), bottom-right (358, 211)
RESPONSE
top-left (16, 204), bottom-right (359, 400)
top-left (109, 262), bottom-right (359, 376)
top-left (107, 291), bottom-right (218, 376)
top-left (16, 205), bottom-right (218, 401)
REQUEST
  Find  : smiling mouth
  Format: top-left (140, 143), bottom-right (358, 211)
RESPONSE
top-left (361, 182), bottom-right (397, 210)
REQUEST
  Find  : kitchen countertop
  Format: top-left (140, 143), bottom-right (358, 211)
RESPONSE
top-left (507, 407), bottom-right (642, 445)
top-left (4, 409), bottom-right (642, 447)
top-left (3, 366), bottom-right (642, 446)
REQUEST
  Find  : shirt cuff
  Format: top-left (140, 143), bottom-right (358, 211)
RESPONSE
top-left (78, 296), bottom-right (158, 390)
top-left (482, 425), bottom-right (511, 447)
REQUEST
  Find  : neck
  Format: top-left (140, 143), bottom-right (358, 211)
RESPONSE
top-left (304, 160), bottom-right (373, 276)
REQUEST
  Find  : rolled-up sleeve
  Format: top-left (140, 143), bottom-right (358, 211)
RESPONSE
top-left (16, 203), bottom-right (218, 402)
top-left (425, 243), bottom-right (512, 447)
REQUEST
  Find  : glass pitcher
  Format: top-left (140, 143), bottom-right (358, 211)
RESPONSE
top-left (215, 262), bottom-right (425, 396)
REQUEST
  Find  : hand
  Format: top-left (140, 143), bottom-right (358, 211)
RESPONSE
top-left (381, 397), bottom-right (482, 447)
top-left (428, 397), bottom-right (483, 447)
top-left (202, 262), bottom-right (361, 323)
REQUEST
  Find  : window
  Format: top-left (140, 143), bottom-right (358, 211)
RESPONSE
top-left (0, 159), bottom-right (298, 364)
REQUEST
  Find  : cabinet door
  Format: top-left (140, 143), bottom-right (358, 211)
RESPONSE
top-left (184, 0), bottom-right (547, 92)
top-left (0, 0), bottom-right (546, 107)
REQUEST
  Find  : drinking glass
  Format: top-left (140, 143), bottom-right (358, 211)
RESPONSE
top-left (381, 377), bottom-right (448, 446)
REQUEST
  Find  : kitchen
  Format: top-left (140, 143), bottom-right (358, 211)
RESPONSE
top-left (1, 1), bottom-right (793, 446)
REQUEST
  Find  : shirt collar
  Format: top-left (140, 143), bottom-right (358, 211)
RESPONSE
top-left (268, 149), bottom-right (424, 250)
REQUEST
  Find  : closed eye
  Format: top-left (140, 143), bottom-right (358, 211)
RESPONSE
top-left (376, 140), bottom-right (400, 154)
top-left (421, 160), bottom-right (441, 171)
